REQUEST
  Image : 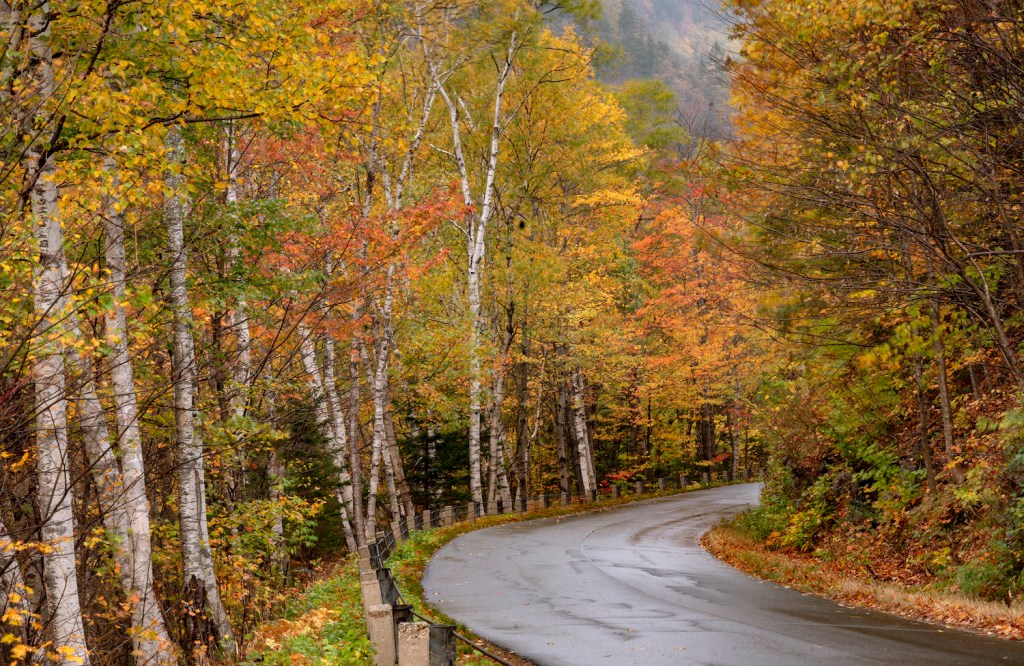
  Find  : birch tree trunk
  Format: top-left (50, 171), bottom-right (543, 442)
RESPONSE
top-left (486, 325), bottom-right (514, 513)
top-left (70, 326), bottom-right (174, 665)
top-left (348, 341), bottom-right (366, 546)
top-left (0, 516), bottom-right (28, 644)
top-left (24, 3), bottom-right (90, 661)
top-left (384, 402), bottom-right (416, 520)
top-left (165, 127), bottom-right (234, 656)
top-left (322, 337), bottom-right (361, 545)
top-left (297, 326), bottom-right (357, 552)
top-left (570, 369), bottom-right (596, 494)
top-left (439, 30), bottom-right (517, 511)
top-left (359, 268), bottom-right (410, 532)
top-left (224, 123), bottom-right (251, 503)
top-left (102, 156), bottom-right (176, 664)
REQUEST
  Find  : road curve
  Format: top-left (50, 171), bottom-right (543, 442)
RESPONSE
top-left (422, 484), bottom-right (1024, 665)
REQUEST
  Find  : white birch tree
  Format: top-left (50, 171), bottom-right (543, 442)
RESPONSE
top-left (24, 2), bottom-right (91, 661)
top-left (164, 127), bottom-right (234, 656)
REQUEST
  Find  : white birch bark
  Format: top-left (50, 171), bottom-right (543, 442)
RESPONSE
top-left (222, 124), bottom-right (251, 509)
top-left (164, 127), bottom-right (234, 655)
top-left (570, 369), bottom-right (595, 494)
top-left (438, 30), bottom-right (517, 510)
top-left (358, 269), bottom-right (401, 532)
top-left (347, 341), bottom-right (366, 546)
top-left (297, 325), bottom-right (356, 551)
top-left (0, 516), bottom-right (28, 643)
top-left (0, 1), bottom-right (22, 97)
top-left (384, 401), bottom-right (416, 520)
top-left (320, 334), bottom-right (359, 552)
top-left (24, 3), bottom-right (90, 661)
top-left (224, 123), bottom-right (251, 421)
top-left (486, 337), bottom-right (513, 513)
top-left (101, 160), bottom-right (175, 664)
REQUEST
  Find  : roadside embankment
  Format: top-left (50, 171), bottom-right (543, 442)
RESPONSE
top-left (704, 518), bottom-right (1024, 641)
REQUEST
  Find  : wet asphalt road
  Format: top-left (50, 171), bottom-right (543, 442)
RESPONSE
top-left (421, 483), bottom-right (1024, 665)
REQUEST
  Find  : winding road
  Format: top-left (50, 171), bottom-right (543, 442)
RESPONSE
top-left (422, 483), bottom-right (1024, 665)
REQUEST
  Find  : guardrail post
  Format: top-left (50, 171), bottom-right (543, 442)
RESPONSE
top-left (397, 622), bottom-right (456, 665)
top-left (466, 501), bottom-right (476, 523)
top-left (635, 481), bottom-right (644, 495)
top-left (539, 493), bottom-right (547, 509)
top-left (391, 521), bottom-right (403, 543)
top-left (702, 471), bottom-right (710, 484)
top-left (360, 570), bottom-right (383, 632)
top-left (559, 492), bottom-right (569, 507)
top-left (658, 478), bottom-right (666, 492)
top-left (440, 505), bottom-right (453, 526)
top-left (680, 473), bottom-right (688, 491)
top-left (368, 604), bottom-right (397, 666)
top-left (610, 485), bottom-right (619, 499)
top-left (421, 509), bottom-right (432, 530)
top-left (358, 545), bottom-right (374, 573)
top-left (397, 622), bottom-right (429, 665)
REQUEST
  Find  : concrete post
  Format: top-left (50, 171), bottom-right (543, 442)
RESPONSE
top-left (539, 493), bottom-right (547, 509)
top-left (560, 492), bottom-right (569, 507)
top-left (589, 489), bottom-right (598, 502)
top-left (358, 545), bottom-right (374, 573)
top-left (702, 471), bottom-right (710, 484)
top-left (368, 604), bottom-right (397, 666)
top-left (391, 521), bottom-right (403, 543)
top-left (421, 510), bottom-right (432, 530)
top-left (680, 473), bottom-right (688, 491)
top-left (635, 481), bottom-right (644, 495)
top-left (441, 506), bottom-right (453, 527)
top-left (610, 485), bottom-right (619, 499)
top-left (397, 622), bottom-right (457, 666)
top-left (467, 502), bottom-right (477, 523)
top-left (658, 478), bottom-right (666, 492)
top-left (360, 570), bottom-right (383, 631)
top-left (397, 622), bottom-right (430, 665)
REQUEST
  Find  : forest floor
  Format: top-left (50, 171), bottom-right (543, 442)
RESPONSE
top-left (704, 520), bottom-right (1024, 641)
top-left (242, 484), bottom-right (730, 664)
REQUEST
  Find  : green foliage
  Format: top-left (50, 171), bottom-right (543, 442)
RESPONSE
top-left (614, 79), bottom-right (688, 150)
top-left (241, 557), bottom-right (372, 665)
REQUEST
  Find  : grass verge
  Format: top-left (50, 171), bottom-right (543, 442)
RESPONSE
top-left (244, 483), bottom-right (730, 664)
top-left (703, 517), bottom-right (1024, 640)
top-left (240, 557), bottom-right (374, 664)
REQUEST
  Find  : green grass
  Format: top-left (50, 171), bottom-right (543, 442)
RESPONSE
top-left (240, 556), bottom-right (373, 665)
